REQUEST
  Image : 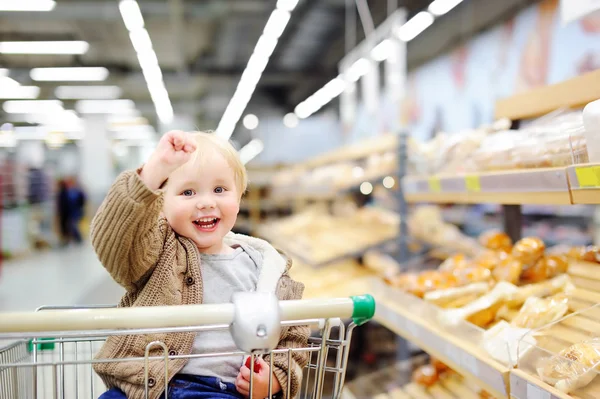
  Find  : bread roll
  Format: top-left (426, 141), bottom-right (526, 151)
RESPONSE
top-left (412, 364), bottom-right (439, 387)
top-left (511, 237), bottom-right (545, 266)
top-left (479, 231), bottom-right (513, 252)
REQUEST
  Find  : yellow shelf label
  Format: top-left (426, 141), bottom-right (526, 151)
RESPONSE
top-left (428, 177), bottom-right (442, 192)
top-left (575, 166), bottom-right (600, 188)
top-left (465, 175), bottom-right (481, 192)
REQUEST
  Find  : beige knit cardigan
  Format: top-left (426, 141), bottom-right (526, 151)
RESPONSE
top-left (90, 170), bottom-right (310, 399)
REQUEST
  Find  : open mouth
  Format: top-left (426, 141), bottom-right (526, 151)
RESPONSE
top-left (193, 217), bottom-right (220, 231)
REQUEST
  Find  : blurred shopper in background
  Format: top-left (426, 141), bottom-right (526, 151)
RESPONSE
top-left (56, 177), bottom-right (87, 246)
top-left (57, 179), bottom-right (71, 246)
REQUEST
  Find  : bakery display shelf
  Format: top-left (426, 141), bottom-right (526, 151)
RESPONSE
top-left (566, 163), bottom-right (600, 204)
top-left (299, 134), bottom-right (397, 170)
top-left (374, 375), bottom-right (498, 399)
top-left (403, 167), bottom-right (571, 205)
top-left (289, 259), bottom-right (377, 299)
top-left (510, 301), bottom-right (600, 399)
top-left (567, 261), bottom-right (600, 292)
top-left (372, 279), bottom-right (510, 399)
top-left (495, 69), bottom-right (600, 121)
top-left (261, 228), bottom-right (397, 268)
top-left (272, 170), bottom-right (398, 201)
top-left (257, 207), bottom-right (399, 268)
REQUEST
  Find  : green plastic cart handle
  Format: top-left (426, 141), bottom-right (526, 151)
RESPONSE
top-left (350, 294), bottom-right (376, 325)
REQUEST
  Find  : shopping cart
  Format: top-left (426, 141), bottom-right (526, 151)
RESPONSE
top-left (0, 293), bottom-right (375, 399)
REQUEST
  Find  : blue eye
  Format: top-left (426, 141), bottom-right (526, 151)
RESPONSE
top-left (214, 187), bottom-right (224, 194)
top-left (182, 189), bottom-right (195, 196)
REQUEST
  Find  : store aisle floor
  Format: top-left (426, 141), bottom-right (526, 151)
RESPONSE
top-left (0, 244), bottom-right (125, 312)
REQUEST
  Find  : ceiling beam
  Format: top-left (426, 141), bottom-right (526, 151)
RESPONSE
top-left (0, 1), bottom-right (269, 22)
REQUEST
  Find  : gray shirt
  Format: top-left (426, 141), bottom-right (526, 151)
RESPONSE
top-left (180, 243), bottom-right (261, 382)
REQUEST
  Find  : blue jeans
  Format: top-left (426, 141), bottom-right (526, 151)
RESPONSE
top-left (99, 375), bottom-right (243, 399)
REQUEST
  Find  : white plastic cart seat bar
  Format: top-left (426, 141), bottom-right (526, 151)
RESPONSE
top-left (0, 295), bottom-right (375, 334)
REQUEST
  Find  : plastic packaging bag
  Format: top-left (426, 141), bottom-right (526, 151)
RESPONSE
top-left (537, 339), bottom-right (600, 393)
top-left (423, 282), bottom-right (490, 307)
top-left (510, 294), bottom-right (569, 329)
top-left (482, 320), bottom-right (536, 367)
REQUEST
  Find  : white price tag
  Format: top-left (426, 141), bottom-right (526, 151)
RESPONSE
top-left (527, 383), bottom-right (551, 399)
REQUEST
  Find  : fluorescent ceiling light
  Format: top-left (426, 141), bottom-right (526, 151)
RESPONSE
top-left (346, 58), bottom-right (370, 82)
top-left (0, 41), bottom-right (89, 55)
top-left (263, 9), bottom-right (291, 39)
top-left (254, 36), bottom-right (278, 58)
top-left (0, 76), bottom-right (20, 88)
top-left (55, 85), bottom-right (122, 100)
top-left (276, 0), bottom-right (299, 12)
top-left (283, 112), bottom-right (298, 128)
top-left (137, 49), bottom-right (159, 68)
top-left (428, 0), bottom-right (464, 16)
top-left (239, 139), bottom-right (264, 165)
top-left (294, 75), bottom-right (345, 119)
top-left (3, 100), bottom-right (63, 114)
top-left (75, 99), bottom-right (136, 114)
top-left (0, 86), bottom-right (40, 99)
top-left (130, 29), bottom-right (153, 54)
top-left (0, 0), bottom-right (56, 11)
top-left (30, 67), bottom-right (109, 81)
top-left (396, 11), bottom-right (434, 42)
top-left (371, 39), bottom-right (392, 62)
top-left (120, 0), bottom-right (172, 124)
top-left (119, 0), bottom-right (144, 31)
top-left (243, 114), bottom-right (259, 130)
top-left (216, 4), bottom-right (296, 140)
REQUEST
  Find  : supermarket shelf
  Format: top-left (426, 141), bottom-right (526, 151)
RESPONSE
top-left (510, 369), bottom-right (571, 399)
top-left (495, 69), bottom-right (600, 120)
top-left (299, 134), bottom-right (397, 169)
top-left (368, 375), bottom-right (494, 399)
top-left (259, 227), bottom-right (397, 268)
top-left (272, 171), bottom-right (398, 201)
top-left (566, 163), bottom-right (600, 204)
top-left (403, 167), bottom-right (571, 205)
top-left (373, 280), bottom-right (510, 399)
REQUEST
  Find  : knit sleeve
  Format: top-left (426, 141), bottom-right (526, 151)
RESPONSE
top-left (266, 274), bottom-right (310, 399)
top-left (90, 169), bottom-right (167, 291)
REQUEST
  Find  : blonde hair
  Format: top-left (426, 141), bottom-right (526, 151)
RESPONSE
top-left (178, 132), bottom-right (248, 196)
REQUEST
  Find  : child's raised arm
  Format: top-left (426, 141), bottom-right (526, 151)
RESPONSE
top-left (90, 131), bottom-right (197, 290)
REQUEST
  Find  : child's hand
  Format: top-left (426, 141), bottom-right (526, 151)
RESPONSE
top-left (235, 356), bottom-right (281, 399)
top-left (140, 130), bottom-right (198, 190)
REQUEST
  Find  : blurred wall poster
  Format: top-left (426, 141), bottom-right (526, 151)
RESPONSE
top-left (348, 0), bottom-right (600, 142)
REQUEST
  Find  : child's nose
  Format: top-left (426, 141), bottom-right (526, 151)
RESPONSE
top-left (196, 194), bottom-right (216, 209)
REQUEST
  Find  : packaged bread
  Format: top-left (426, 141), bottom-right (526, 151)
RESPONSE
top-left (567, 245), bottom-right (600, 263)
top-left (492, 256), bottom-right (524, 285)
top-left (412, 364), bottom-right (440, 387)
top-left (453, 266), bottom-right (492, 285)
top-left (510, 294), bottom-right (569, 329)
top-left (479, 230), bottom-right (513, 252)
top-left (424, 282), bottom-right (490, 306)
top-left (511, 237), bottom-right (545, 266)
top-left (438, 253), bottom-right (470, 271)
top-left (467, 302), bottom-right (505, 328)
top-left (505, 274), bottom-right (574, 308)
top-left (537, 339), bottom-right (600, 393)
top-left (474, 249), bottom-right (508, 270)
top-left (521, 255), bottom-right (569, 284)
top-left (440, 281), bottom-right (518, 326)
top-left (384, 273), bottom-right (425, 297)
top-left (482, 319), bottom-right (537, 367)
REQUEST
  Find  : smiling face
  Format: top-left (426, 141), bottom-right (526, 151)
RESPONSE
top-left (163, 150), bottom-right (241, 254)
